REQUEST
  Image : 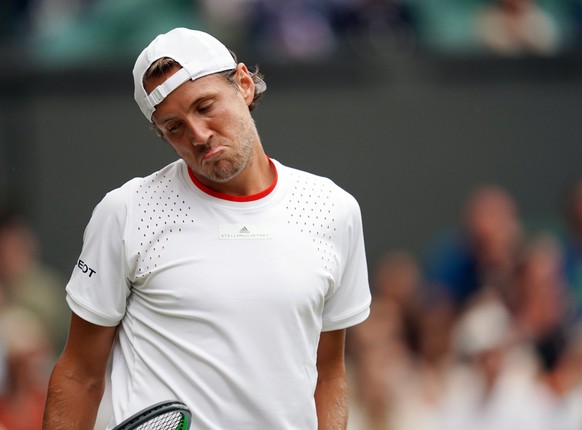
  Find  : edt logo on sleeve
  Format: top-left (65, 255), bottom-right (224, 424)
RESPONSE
top-left (77, 259), bottom-right (97, 277)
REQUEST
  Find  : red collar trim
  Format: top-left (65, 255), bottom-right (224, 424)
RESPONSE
top-left (187, 158), bottom-right (278, 202)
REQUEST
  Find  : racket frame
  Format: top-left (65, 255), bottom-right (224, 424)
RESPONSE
top-left (112, 400), bottom-right (191, 430)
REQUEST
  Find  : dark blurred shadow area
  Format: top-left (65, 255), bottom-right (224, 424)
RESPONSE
top-left (2, 1), bottom-right (582, 429)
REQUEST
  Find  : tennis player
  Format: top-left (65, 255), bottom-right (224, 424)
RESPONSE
top-left (43, 28), bottom-right (371, 430)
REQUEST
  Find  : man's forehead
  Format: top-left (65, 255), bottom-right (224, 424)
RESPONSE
top-left (150, 74), bottom-right (230, 123)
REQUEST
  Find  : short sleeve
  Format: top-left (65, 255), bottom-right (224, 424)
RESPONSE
top-left (322, 193), bottom-right (371, 331)
top-left (66, 184), bottom-right (132, 327)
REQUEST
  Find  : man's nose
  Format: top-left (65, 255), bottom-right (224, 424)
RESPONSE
top-left (186, 118), bottom-right (212, 145)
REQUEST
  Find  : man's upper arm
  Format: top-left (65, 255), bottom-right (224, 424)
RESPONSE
top-left (43, 313), bottom-right (117, 429)
top-left (60, 312), bottom-right (117, 378)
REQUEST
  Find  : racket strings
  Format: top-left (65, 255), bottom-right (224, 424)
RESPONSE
top-left (135, 411), bottom-right (186, 430)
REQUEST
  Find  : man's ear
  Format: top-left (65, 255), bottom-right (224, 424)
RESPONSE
top-left (235, 63), bottom-right (255, 106)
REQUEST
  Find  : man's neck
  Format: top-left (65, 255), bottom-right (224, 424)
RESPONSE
top-left (189, 153), bottom-right (277, 199)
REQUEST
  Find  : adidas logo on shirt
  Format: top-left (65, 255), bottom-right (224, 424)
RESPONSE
top-left (219, 224), bottom-right (272, 240)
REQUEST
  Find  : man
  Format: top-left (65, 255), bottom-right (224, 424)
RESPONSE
top-left (43, 28), bottom-right (371, 429)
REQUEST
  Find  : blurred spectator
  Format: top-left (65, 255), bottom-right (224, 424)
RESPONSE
top-left (0, 210), bottom-right (69, 353)
top-left (154, 0), bottom-right (420, 63)
top-left (475, 0), bottom-right (561, 56)
top-left (559, 177), bottom-right (582, 321)
top-left (510, 234), bottom-right (569, 356)
top-left (347, 299), bottom-right (402, 429)
top-left (348, 251), bottom-right (423, 429)
top-left (249, 0), bottom-right (337, 62)
top-left (372, 250), bottom-right (423, 346)
top-left (0, 306), bottom-right (53, 430)
top-left (424, 185), bottom-right (523, 310)
top-left (505, 232), bottom-right (582, 430)
top-left (387, 293), bottom-right (456, 430)
top-left (198, 0), bottom-right (257, 47)
top-left (535, 325), bottom-right (582, 430)
top-left (327, 0), bottom-right (418, 59)
top-left (435, 295), bottom-right (548, 430)
top-left (347, 251), bottom-right (460, 430)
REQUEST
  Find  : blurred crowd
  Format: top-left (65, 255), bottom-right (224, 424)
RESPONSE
top-left (1, 0), bottom-right (582, 67)
top-left (347, 182), bottom-right (582, 430)
top-left (0, 210), bottom-right (69, 430)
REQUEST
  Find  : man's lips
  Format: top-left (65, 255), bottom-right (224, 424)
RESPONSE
top-left (201, 145), bottom-right (226, 161)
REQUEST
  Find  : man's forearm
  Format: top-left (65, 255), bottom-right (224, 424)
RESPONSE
top-left (315, 372), bottom-right (349, 430)
top-left (42, 360), bottom-right (105, 430)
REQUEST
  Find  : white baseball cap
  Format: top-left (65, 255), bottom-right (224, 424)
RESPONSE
top-left (133, 28), bottom-right (266, 121)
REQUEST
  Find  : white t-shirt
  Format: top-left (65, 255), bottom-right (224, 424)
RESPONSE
top-left (66, 159), bottom-right (371, 429)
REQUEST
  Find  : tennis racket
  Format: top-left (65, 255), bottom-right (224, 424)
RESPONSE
top-left (112, 400), bottom-right (191, 430)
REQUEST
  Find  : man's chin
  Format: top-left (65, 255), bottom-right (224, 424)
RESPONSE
top-left (195, 163), bottom-right (243, 185)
